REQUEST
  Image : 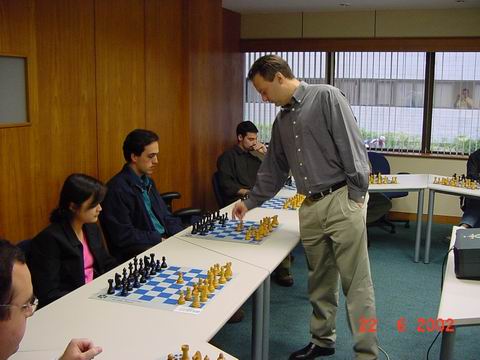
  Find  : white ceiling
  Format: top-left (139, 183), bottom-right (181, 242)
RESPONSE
top-left (222, 0), bottom-right (480, 14)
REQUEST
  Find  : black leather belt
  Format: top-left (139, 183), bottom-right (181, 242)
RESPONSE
top-left (307, 180), bottom-right (347, 201)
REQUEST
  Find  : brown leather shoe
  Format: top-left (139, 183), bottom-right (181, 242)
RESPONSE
top-left (227, 308), bottom-right (245, 323)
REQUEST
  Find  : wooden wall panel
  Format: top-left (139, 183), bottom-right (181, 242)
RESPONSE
top-left (187, 0), bottom-right (241, 211)
top-left (34, 0), bottom-right (97, 232)
top-left (145, 0), bottom-right (192, 209)
top-left (222, 9), bottom-right (243, 150)
top-left (0, 0), bottom-right (38, 241)
top-left (95, 0), bottom-right (146, 182)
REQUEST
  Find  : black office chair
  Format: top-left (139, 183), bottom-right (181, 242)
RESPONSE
top-left (212, 171), bottom-right (227, 209)
top-left (160, 192), bottom-right (202, 226)
top-left (367, 151), bottom-right (410, 234)
top-left (17, 239), bottom-right (32, 261)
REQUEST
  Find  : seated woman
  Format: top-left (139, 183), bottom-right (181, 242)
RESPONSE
top-left (29, 174), bottom-right (117, 308)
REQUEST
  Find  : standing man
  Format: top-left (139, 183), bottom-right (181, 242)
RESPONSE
top-left (232, 55), bottom-right (378, 359)
top-left (459, 148), bottom-right (480, 228)
top-left (217, 120), bottom-right (293, 287)
top-left (100, 129), bottom-right (183, 262)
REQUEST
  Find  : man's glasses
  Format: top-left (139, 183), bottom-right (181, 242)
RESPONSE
top-left (0, 295), bottom-right (38, 317)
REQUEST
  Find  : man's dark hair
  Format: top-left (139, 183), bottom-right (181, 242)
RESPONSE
top-left (122, 129), bottom-right (159, 162)
top-left (50, 174), bottom-right (107, 223)
top-left (247, 54), bottom-right (295, 82)
top-left (237, 121), bottom-right (259, 138)
top-left (0, 239), bottom-right (26, 320)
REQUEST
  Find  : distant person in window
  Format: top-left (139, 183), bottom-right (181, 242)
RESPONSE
top-left (455, 88), bottom-right (474, 109)
top-left (29, 174), bottom-right (117, 308)
top-left (217, 121), bottom-right (294, 287)
top-left (459, 148), bottom-right (480, 228)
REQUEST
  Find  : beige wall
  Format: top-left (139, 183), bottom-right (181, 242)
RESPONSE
top-left (387, 155), bottom-right (466, 217)
top-left (241, 8), bottom-right (480, 39)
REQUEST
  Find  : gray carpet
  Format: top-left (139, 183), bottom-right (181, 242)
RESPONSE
top-left (211, 222), bottom-right (480, 360)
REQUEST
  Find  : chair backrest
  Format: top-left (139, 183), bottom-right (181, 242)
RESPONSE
top-left (212, 172), bottom-right (225, 208)
top-left (368, 151), bottom-right (391, 175)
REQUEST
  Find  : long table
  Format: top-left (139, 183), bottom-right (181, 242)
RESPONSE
top-left (174, 202), bottom-right (301, 360)
top-left (14, 239), bottom-right (268, 360)
top-left (437, 226), bottom-right (480, 359)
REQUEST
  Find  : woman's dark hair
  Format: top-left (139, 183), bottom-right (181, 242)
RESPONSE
top-left (0, 239), bottom-right (26, 320)
top-left (247, 54), bottom-right (295, 82)
top-left (236, 121), bottom-right (259, 137)
top-left (50, 174), bottom-right (107, 223)
top-left (122, 129), bottom-right (159, 162)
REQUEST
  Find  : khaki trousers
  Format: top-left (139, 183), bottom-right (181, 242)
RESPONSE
top-left (299, 186), bottom-right (378, 360)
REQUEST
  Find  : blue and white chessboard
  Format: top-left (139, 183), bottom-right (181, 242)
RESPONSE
top-left (185, 219), bottom-right (273, 245)
top-left (92, 265), bottom-right (230, 314)
top-left (260, 197), bottom-right (298, 210)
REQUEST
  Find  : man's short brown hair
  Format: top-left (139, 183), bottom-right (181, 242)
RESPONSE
top-left (247, 54), bottom-right (295, 82)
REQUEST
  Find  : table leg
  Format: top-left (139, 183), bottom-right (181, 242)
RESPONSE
top-left (425, 190), bottom-right (436, 264)
top-left (252, 281), bottom-right (264, 360)
top-left (439, 328), bottom-right (456, 360)
top-left (262, 276), bottom-right (270, 360)
top-left (414, 189), bottom-right (424, 263)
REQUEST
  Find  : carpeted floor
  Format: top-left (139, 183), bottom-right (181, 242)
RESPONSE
top-left (211, 222), bottom-right (480, 360)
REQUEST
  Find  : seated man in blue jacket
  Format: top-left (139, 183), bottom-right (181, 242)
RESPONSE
top-left (100, 129), bottom-right (183, 262)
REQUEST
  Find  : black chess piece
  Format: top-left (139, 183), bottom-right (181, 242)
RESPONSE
top-left (191, 223), bottom-right (197, 234)
top-left (155, 259), bottom-right (161, 272)
top-left (107, 279), bottom-right (115, 294)
top-left (121, 280), bottom-right (129, 296)
top-left (161, 256), bottom-right (167, 269)
top-left (133, 256), bottom-right (138, 271)
top-left (144, 256), bottom-right (150, 269)
top-left (139, 270), bottom-right (147, 283)
top-left (150, 253), bottom-right (155, 264)
top-left (139, 259), bottom-right (144, 272)
top-left (133, 274), bottom-right (140, 288)
top-left (114, 273), bottom-right (122, 290)
top-left (127, 278), bottom-right (133, 291)
top-left (122, 268), bottom-right (127, 279)
top-left (150, 263), bottom-right (156, 275)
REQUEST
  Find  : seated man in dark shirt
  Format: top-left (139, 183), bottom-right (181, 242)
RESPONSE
top-left (100, 129), bottom-right (183, 262)
top-left (460, 148), bottom-right (480, 228)
top-left (217, 121), bottom-right (293, 287)
top-left (217, 121), bottom-right (267, 206)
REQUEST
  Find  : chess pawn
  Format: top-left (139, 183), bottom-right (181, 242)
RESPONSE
top-left (225, 262), bottom-right (232, 280)
top-left (176, 272), bottom-right (184, 284)
top-left (191, 292), bottom-right (201, 308)
top-left (178, 290), bottom-right (186, 305)
top-left (219, 268), bottom-right (227, 284)
top-left (213, 273), bottom-right (219, 289)
top-left (193, 284), bottom-right (199, 295)
top-left (272, 215), bottom-right (279, 227)
top-left (204, 356), bottom-right (210, 360)
top-left (192, 351), bottom-right (202, 360)
top-left (185, 287), bottom-right (192, 301)
top-left (245, 229), bottom-right (251, 241)
top-left (217, 353), bottom-right (225, 360)
top-left (167, 354), bottom-right (174, 360)
top-left (208, 277), bottom-right (215, 293)
top-left (181, 345), bottom-right (190, 360)
top-left (200, 285), bottom-right (208, 303)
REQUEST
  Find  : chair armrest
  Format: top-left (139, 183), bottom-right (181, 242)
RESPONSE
top-left (173, 208), bottom-right (202, 218)
top-left (160, 192), bottom-right (181, 201)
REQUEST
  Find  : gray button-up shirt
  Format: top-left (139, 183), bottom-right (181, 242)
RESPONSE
top-left (244, 82), bottom-right (370, 209)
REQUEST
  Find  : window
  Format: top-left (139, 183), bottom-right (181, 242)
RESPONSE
top-left (244, 51), bottom-right (480, 156)
top-left (432, 52), bottom-right (480, 155)
top-left (244, 52), bottom-right (326, 142)
top-left (335, 52), bottom-right (425, 152)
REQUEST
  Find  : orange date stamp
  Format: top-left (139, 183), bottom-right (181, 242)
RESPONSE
top-left (358, 317), bottom-right (455, 333)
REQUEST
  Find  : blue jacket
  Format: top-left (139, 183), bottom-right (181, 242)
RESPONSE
top-left (100, 165), bottom-right (183, 260)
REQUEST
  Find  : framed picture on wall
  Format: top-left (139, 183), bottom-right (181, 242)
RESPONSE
top-left (0, 54), bottom-right (30, 126)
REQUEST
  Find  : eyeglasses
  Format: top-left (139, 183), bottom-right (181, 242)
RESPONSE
top-left (0, 296), bottom-right (38, 317)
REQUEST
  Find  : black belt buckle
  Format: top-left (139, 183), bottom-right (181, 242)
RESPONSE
top-left (308, 180), bottom-right (346, 202)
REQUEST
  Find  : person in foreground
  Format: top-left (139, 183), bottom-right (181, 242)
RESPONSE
top-left (232, 55), bottom-right (378, 359)
top-left (0, 239), bottom-right (102, 360)
top-left (459, 148), bottom-right (480, 228)
top-left (29, 174), bottom-right (117, 308)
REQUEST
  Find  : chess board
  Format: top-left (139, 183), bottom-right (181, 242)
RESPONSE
top-left (185, 219), bottom-right (273, 245)
top-left (261, 197), bottom-right (298, 210)
top-left (91, 265), bottom-right (230, 314)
